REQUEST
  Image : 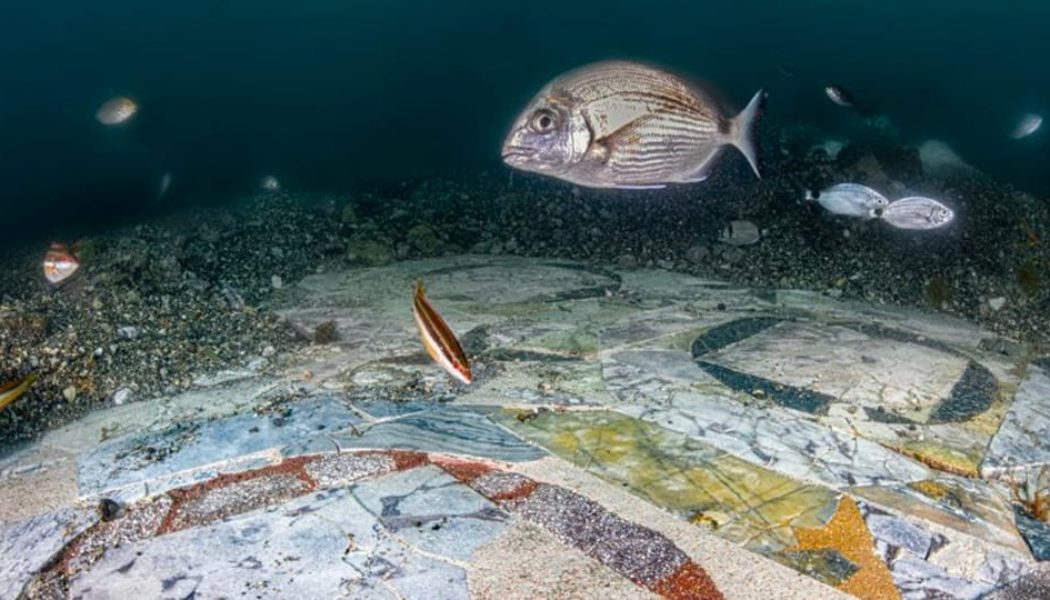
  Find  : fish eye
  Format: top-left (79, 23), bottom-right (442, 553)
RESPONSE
top-left (530, 109), bottom-right (557, 133)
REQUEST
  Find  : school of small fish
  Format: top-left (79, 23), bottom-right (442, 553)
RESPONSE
top-left (806, 183), bottom-right (954, 230)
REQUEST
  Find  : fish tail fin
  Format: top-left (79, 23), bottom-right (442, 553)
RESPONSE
top-left (25, 372), bottom-right (38, 385)
top-left (729, 89), bottom-right (766, 179)
top-left (415, 279), bottom-right (425, 295)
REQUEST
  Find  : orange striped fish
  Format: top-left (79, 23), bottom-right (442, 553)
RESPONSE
top-left (411, 280), bottom-right (472, 385)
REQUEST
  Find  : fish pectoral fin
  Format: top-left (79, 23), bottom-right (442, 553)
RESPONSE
top-left (597, 114), bottom-right (661, 157)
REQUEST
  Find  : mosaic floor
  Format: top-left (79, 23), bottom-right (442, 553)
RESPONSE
top-left (2, 255), bottom-right (1050, 599)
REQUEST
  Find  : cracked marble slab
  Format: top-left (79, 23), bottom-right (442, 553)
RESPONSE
top-left (984, 367), bottom-right (1050, 476)
top-left (67, 485), bottom-right (469, 599)
top-left (0, 506), bottom-right (97, 599)
top-left (285, 406), bottom-right (547, 463)
top-left (351, 465), bottom-right (510, 561)
top-left (79, 395), bottom-right (361, 497)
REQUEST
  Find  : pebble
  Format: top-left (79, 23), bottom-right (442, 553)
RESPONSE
top-left (62, 386), bottom-right (77, 403)
top-left (112, 388), bottom-right (132, 405)
top-left (271, 275), bottom-right (283, 289)
top-left (117, 326), bottom-right (139, 340)
top-left (261, 345), bottom-right (276, 357)
top-left (989, 297), bottom-right (1006, 312)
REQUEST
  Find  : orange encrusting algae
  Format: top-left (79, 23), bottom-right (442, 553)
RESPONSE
top-left (411, 279), bottom-right (472, 384)
top-left (786, 495), bottom-right (901, 600)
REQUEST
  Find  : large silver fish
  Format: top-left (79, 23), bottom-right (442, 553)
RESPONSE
top-left (502, 61), bottom-right (764, 189)
top-left (880, 196), bottom-right (954, 230)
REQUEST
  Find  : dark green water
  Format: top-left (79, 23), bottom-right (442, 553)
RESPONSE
top-left (1, 0), bottom-right (1046, 243)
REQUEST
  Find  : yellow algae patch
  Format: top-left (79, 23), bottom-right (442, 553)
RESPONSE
top-left (499, 409), bottom-right (836, 552)
top-left (893, 442), bottom-right (980, 477)
top-left (787, 495), bottom-right (901, 600)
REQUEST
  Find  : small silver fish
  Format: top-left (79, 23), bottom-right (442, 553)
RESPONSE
top-left (824, 85), bottom-right (853, 108)
top-left (719, 220), bottom-right (760, 246)
top-left (260, 175), bottom-right (280, 191)
top-left (158, 172), bottom-right (172, 201)
top-left (880, 196), bottom-right (954, 230)
top-left (1011, 113), bottom-right (1043, 140)
top-left (96, 96), bottom-right (138, 125)
top-left (805, 183), bottom-right (888, 219)
top-left (502, 61), bottom-right (764, 189)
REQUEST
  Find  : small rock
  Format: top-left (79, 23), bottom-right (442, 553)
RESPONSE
top-left (989, 297), bottom-right (1007, 312)
top-left (271, 247), bottom-right (285, 259)
top-left (62, 386), bottom-right (77, 403)
top-left (314, 320), bottom-right (338, 344)
top-left (261, 345), bottom-right (276, 357)
top-left (117, 326), bottom-right (140, 340)
top-left (346, 238), bottom-right (394, 267)
top-left (98, 498), bottom-right (123, 522)
top-left (616, 254), bottom-right (638, 268)
top-left (247, 357), bottom-right (268, 371)
top-left (719, 220), bottom-right (761, 246)
top-left (112, 388), bottom-right (132, 405)
top-left (271, 275), bottom-right (283, 290)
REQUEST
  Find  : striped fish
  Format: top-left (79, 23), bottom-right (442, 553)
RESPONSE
top-left (0, 372), bottom-right (37, 412)
top-left (43, 242), bottom-right (79, 285)
top-left (502, 61), bottom-right (764, 189)
top-left (411, 280), bottom-right (472, 385)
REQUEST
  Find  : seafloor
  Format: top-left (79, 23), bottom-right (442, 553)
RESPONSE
top-left (2, 130), bottom-right (1050, 599)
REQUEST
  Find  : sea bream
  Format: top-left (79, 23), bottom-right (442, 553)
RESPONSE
top-left (805, 183), bottom-right (889, 219)
top-left (880, 196), bottom-right (954, 230)
top-left (502, 61), bottom-right (764, 189)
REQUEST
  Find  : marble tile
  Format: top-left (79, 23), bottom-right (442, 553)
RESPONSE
top-left (79, 395), bottom-right (361, 496)
top-left (287, 407), bottom-right (546, 463)
top-left (0, 506), bottom-right (97, 599)
top-left (499, 409), bottom-right (839, 557)
top-left (617, 393), bottom-right (933, 489)
top-left (468, 520), bottom-right (659, 599)
top-left (352, 465), bottom-right (509, 561)
top-left (984, 367), bottom-right (1050, 476)
top-left (67, 484), bottom-right (470, 600)
top-left (703, 321), bottom-right (969, 423)
top-left (852, 477), bottom-right (1029, 555)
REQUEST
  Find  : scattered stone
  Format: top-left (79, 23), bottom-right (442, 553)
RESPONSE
top-left (271, 274), bottom-right (283, 290)
top-left (989, 297), bottom-right (1006, 312)
top-left (62, 386), bottom-right (77, 403)
top-left (98, 498), bottom-right (123, 522)
top-left (117, 326), bottom-right (140, 340)
top-left (346, 237), bottom-right (394, 267)
top-left (314, 320), bottom-right (338, 344)
top-left (112, 388), bottom-right (132, 405)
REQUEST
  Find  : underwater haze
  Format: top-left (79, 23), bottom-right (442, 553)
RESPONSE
top-left (1, 0), bottom-right (1048, 243)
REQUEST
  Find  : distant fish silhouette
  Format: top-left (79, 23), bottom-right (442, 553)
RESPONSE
top-left (1011, 113), bottom-right (1043, 140)
top-left (96, 96), bottom-right (138, 126)
top-left (824, 84), bottom-right (876, 118)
